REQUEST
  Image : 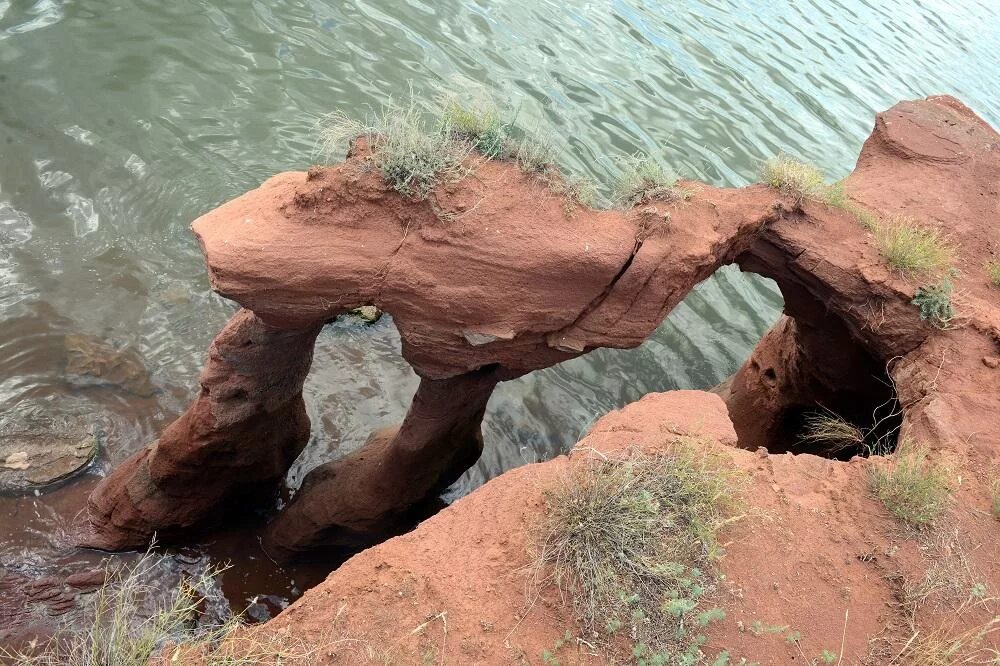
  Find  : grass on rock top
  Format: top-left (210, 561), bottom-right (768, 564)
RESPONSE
top-left (533, 440), bottom-right (743, 665)
top-left (869, 440), bottom-right (952, 528)
top-left (873, 216), bottom-right (955, 276)
top-left (612, 154), bottom-right (692, 208)
top-left (760, 154), bottom-right (846, 207)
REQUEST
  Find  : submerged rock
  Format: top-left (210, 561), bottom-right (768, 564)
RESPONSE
top-left (64, 333), bottom-right (156, 398)
top-left (0, 425), bottom-right (97, 493)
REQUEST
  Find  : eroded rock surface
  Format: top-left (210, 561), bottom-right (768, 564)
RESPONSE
top-left (83, 309), bottom-right (321, 549)
top-left (0, 423), bottom-right (97, 493)
top-left (85, 95), bottom-right (1000, 568)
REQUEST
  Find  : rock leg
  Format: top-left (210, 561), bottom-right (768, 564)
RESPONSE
top-left (263, 366), bottom-right (500, 559)
top-left (82, 309), bottom-right (322, 550)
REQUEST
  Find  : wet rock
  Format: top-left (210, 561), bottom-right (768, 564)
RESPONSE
top-left (64, 333), bottom-right (156, 397)
top-left (82, 310), bottom-right (322, 550)
top-left (0, 425), bottom-right (98, 493)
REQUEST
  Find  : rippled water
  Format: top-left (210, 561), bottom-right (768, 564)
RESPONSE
top-left (2, 0), bottom-right (998, 617)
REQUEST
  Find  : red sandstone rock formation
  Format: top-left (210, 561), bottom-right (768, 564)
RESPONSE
top-left (86, 94), bottom-right (1000, 590)
top-left (171, 96), bottom-right (999, 665)
top-left (83, 309), bottom-right (321, 549)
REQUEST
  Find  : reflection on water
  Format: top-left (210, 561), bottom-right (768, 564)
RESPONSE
top-left (1, 0), bottom-right (998, 617)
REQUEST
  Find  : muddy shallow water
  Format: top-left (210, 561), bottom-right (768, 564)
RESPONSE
top-left (2, 0), bottom-right (998, 624)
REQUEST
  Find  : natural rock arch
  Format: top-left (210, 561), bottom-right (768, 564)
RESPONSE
top-left (82, 95), bottom-right (1000, 558)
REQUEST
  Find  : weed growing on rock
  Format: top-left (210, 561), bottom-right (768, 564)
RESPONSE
top-left (986, 259), bottom-right (1000, 287)
top-left (912, 274), bottom-right (957, 329)
top-left (612, 154), bottom-right (692, 208)
top-left (760, 154), bottom-right (843, 207)
top-left (320, 104), bottom-right (470, 199)
top-left (512, 135), bottom-right (557, 175)
top-left (873, 216), bottom-right (955, 276)
top-left (439, 97), bottom-right (510, 159)
top-left (869, 440), bottom-right (952, 528)
top-left (534, 442), bottom-right (743, 664)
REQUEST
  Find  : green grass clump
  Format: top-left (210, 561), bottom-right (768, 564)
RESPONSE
top-left (873, 217), bottom-right (955, 276)
top-left (439, 98), bottom-right (509, 159)
top-left (0, 550), bottom-right (331, 665)
top-left (986, 260), bottom-right (1000, 287)
top-left (534, 442), bottom-right (741, 664)
top-left (869, 441), bottom-right (952, 528)
top-left (912, 274), bottom-right (956, 329)
top-left (612, 154), bottom-right (692, 208)
top-left (321, 104), bottom-right (470, 199)
top-left (760, 154), bottom-right (844, 207)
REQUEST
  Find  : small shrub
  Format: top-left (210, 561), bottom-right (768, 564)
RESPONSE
top-left (512, 136), bottom-right (556, 175)
top-left (612, 154), bottom-right (692, 208)
top-left (869, 440), bottom-right (952, 528)
top-left (760, 154), bottom-right (842, 207)
top-left (320, 103), bottom-right (470, 199)
top-left (986, 259), bottom-right (1000, 287)
top-left (439, 97), bottom-right (509, 159)
top-left (912, 274), bottom-right (956, 329)
top-left (873, 216), bottom-right (955, 275)
top-left (798, 411), bottom-right (864, 456)
top-left (534, 442), bottom-right (742, 661)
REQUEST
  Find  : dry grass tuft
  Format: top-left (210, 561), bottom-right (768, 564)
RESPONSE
top-left (533, 441), bottom-right (742, 663)
top-left (986, 260), bottom-right (1000, 287)
top-left (612, 154), bottom-right (692, 208)
top-left (760, 154), bottom-right (844, 207)
top-left (869, 440), bottom-right (952, 528)
top-left (891, 615), bottom-right (999, 665)
top-left (798, 411), bottom-right (865, 456)
top-left (873, 216), bottom-right (956, 276)
top-left (320, 102), bottom-right (470, 199)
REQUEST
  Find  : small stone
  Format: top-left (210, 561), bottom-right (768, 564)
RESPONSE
top-left (982, 356), bottom-right (999, 369)
top-left (350, 305), bottom-right (382, 323)
top-left (3, 452), bottom-right (30, 470)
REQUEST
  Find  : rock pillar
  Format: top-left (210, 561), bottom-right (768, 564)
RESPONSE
top-left (83, 309), bottom-right (322, 550)
top-left (262, 366), bottom-right (500, 559)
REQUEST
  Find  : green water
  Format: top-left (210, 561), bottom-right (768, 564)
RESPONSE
top-left (1, 0), bottom-right (998, 613)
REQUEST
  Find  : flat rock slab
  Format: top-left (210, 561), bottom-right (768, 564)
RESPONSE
top-left (0, 429), bottom-right (97, 493)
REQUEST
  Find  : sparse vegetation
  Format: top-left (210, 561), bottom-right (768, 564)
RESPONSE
top-left (986, 259), bottom-right (1000, 287)
top-left (760, 154), bottom-right (844, 207)
top-left (321, 104), bottom-right (470, 199)
top-left (612, 154), bottom-right (692, 208)
top-left (320, 94), bottom-right (602, 214)
top-left (0, 551), bottom-right (340, 666)
top-left (869, 440), bottom-right (952, 528)
top-left (798, 410), bottom-right (864, 456)
top-left (912, 274), bottom-right (957, 329)
top-left (439, 97), bottom-right (509, 158)
top-left (873, 216), bottom-right (955, 276)
top-left (533, 441), bottom-right (743, 664)
top-left (892, 615), bottom-right (999, 665)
